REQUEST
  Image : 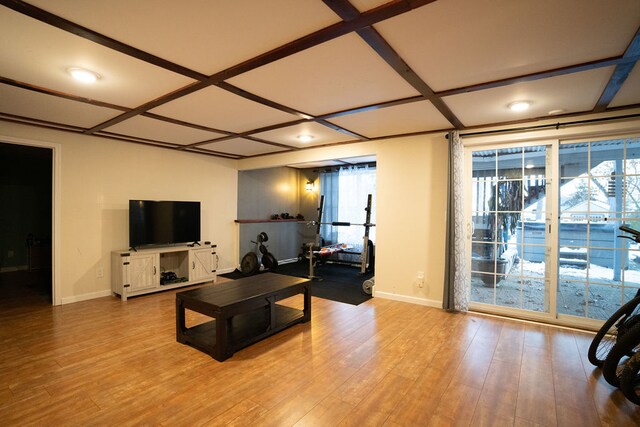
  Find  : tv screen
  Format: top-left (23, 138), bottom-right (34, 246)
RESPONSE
top-left (129, 200), bottom-right (201, 247)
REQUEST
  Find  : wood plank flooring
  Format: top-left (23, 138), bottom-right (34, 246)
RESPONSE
top-left (1, 275), bottom-right (639, 426)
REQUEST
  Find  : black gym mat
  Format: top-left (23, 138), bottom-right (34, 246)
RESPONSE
top-left (220, 261), bottom-right (373, 306)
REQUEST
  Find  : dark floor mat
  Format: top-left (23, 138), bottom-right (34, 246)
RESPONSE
top-left (220, 261), bottom-right (373, 305)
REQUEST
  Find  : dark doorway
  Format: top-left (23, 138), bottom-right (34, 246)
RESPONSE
top-left (0, 142), bottom-right (53, 305)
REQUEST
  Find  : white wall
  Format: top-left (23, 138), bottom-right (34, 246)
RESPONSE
top-left (1, 122), bottom-right (238, 303)
top-left (237, 110), bottom-right (640, 308)
top-left (375, 135), bottom-right (448, 306)
top-left (5, 110), bottom-right (636, 307)
top-left (238, 133), bottom-right (450, 307)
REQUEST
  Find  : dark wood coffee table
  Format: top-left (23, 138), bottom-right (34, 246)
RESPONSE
top-left (176, 273), bottom-right (310, 361)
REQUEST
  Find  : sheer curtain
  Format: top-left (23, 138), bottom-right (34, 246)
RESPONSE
top-left (319, 170), bottom-right (339, 245)
top-left (337, 166), bottom-right (376, 249)
top-left (443, 131), bottom-right (469, 311)
top-left (319, 165), bottom-right (376, 249)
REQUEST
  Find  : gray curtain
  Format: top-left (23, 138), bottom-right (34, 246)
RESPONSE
top-left (319, 170), bottom-right (339, 245)
top-left (443, 131), bottom-right (469, 311)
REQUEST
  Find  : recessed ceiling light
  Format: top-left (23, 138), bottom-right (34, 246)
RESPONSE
top-left (508, 101), bottom-right (531, 112)
top-left (548, 109), bottom-right (565, 115)
top-left (67, 67), bottom-right (100, 84)
top-left (297, 134), bottom-right (314, 143)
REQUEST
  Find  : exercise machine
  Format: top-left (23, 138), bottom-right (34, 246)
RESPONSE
top-left (300, 194), bottom-right (375, 280)
top-left (240, 232), bottom-right (278, 276)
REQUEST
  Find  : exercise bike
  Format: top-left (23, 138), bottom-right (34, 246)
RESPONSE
top-left (240, 232), bottom-right (278, 276)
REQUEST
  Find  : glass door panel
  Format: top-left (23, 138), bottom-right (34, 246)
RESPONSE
top-left (558, 137), bottom-right (640, 321)
top-left (471, 145), bottom-right (549, 313)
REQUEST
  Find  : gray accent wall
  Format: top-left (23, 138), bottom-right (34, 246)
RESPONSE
top-left (237, 167), bottom-right (319, 262)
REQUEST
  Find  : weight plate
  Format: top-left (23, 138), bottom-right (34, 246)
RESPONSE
top-left (240, 252), bottom-right (259, 276)
top-left (362, 279), bottom-right (374, 295)
top-left (262, 252), bottom-right (278, 271)
top-left (259, 244), bottom-right (268, 255)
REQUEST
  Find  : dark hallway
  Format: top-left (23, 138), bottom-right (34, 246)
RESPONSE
top-left (0, 142), bottom-right (52, 304)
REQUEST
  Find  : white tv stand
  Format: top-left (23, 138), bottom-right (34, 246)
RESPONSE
top-left (111, 242), bottom-right (217, 301)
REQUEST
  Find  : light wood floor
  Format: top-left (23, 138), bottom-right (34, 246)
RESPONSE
top-left (1, 276), bottom-right (639, 426)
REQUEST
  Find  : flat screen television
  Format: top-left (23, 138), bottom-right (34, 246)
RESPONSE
top-left (129, 200), bottom-right (201, 248)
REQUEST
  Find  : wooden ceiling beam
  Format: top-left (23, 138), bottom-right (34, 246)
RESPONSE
top-left (10, 0), bottom-right (436, 134)
top-left (215, 82), bottom-right (313, 120)
top-left (317, 119), bottom-right (370, 140)
top-left (179, 132), bottom-right (300, 151)
top-left (207, 0), bottom-right (438, 83)
top-left (323, 0), bottom-right (464, 129)
top-left (318, 95), bottom-right (424, 120)
top-left (593, 27), bottom-right (640, 112)
top-left (0, 113), bottom-right (239, 159)
top-left (84, 81), bottom-right (210, 134)
top-left (0, 0), bottom-right (208, 82)
top-left (0, 112), bottom-right (86, 132)
top-left (92, 132), bottom-right (241, 158)
top-left (0, 76), bottom-right (130, 111)
top-left (436, 55), bottom-right (638, 98)
top-left (356, 26), bottom-right (464, 128)
top-left (141, 112), bottom-right (234, 136)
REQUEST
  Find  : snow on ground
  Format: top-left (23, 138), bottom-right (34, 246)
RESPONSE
top-left (471, 257), bottom-right (640, 320)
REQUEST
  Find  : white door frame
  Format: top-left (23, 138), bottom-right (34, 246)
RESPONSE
top-left (465, 139), bottom-right (559, 324)
top-left (0, 135), bottom-right (61, 306)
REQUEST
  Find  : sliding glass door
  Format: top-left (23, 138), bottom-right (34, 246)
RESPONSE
top-left (557, 137), bottom-right (640, 322)
top-left (466, 135), bottom-right (640, 327)
top-left (469, 144), bottom-right (553, 319)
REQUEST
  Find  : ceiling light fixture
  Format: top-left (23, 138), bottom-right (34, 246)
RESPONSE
top-left (508, 101), bottom-right (531, 112)
top-left (548, 109), bottom-right (565, 115)
top-left (67, 67), bottom-right (100, 84)
top-left (297, 134), bottom-right (315, 143)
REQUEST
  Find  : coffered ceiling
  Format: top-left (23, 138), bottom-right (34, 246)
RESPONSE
top-left (0, 0), bottom-right (639, 159)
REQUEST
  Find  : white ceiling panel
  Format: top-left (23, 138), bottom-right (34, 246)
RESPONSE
top-left (253, 122), bottom-right (356, 148)
top-left (328, 100), bottom-right (452, 138)
top-left (28, 0), bottom-right (341, 76)
top-left (443, 68), bottom-right (615, 127)
top-left (197, 138), bottom-right (288, 157)
top-left (0, 1), bottom-right (638, 159)
top-left (374, 0), bottom-right (640, 91)
top-left (103, 116), bottom-right (225, 145)
top-left (151, 86), bottom-right (299, 133)
top-left (228, 33), bottom-right (420, 116)
top-left (0, 84), bottom-right (121, 128)
top-left (0, 9), bottom-right (194, 108)
top-left (287, 155), bottom-right (376, 169)
top-left (287, 160), bottom-right (346, 169)
top-left (609, 65), bottom-right (640, 108)
top-left (340, 155), bottom-right (377, 165)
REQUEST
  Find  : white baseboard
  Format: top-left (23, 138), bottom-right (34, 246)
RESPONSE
top-left (61, 289), bottom-right (112, 305)
top-left (374, 291), bottom-right (442, 308)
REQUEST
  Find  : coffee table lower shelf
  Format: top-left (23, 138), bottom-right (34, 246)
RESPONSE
top-left (176, 273), bottom-right (311, 361)
top-left (178, 304), bottom-right (304, 359)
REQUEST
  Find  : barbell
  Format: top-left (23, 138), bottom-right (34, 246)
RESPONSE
top-left (305, 221), bottom-right (375, 227)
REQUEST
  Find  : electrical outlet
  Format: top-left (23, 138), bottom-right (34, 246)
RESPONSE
top-left (97, 267), bottom-right (104, 278)
top-left (417, 271), bottom-right (424, 288)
